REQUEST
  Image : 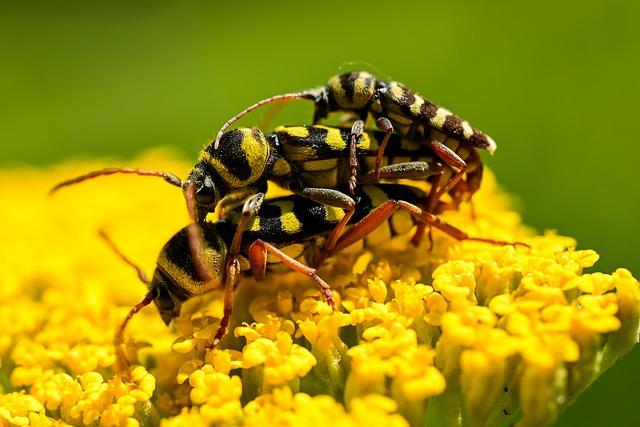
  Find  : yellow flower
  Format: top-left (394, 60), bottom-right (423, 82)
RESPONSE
top-left (0, 152), bottom-right (638, 426)
top-left (0, 392), bottom-right (49, 426)
top-left (187, 364), bottom-right (242, 426)
top-left (242, 387), bottom-right (409, 427)
top-left (238, 326), bottom-right (317, 390)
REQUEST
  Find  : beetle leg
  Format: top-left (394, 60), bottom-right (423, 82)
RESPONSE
top-left (428, 139), bottom-right (467, 201)
top-left (411, 172), bottom-right (441, 247)
top-left (248, 240), bottom-right (335, 308)
top-left (347, 120), bottom-right (364, 196)
top-left (294, 187), bottom-right (356, 264)
top-left (296, 187), bottom-right (355, 210)
top-left (207, 194), bottom-right (265, 348)
top-left (359, 160), bottom-right (446, 248)
top-left (373, 117), bottom-right (394, 181)
top-left (357, 160), bottom-right (447, 248)
top-left (304, 162), bottom-right (447, 263)
top-left (326, 199), bottom-right (529, 257)
top-left (209, 256), bottom-right (240, 349)
top-left (185, 182), bottom-right (236, 349)
top-left (407, 140), bottom-right (468, 246)
top-left (228, 193), bottom-right (264, 256)
top-left (358, 161), bottom-right (443, 184)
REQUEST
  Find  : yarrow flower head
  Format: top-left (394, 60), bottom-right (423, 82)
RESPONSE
top-left (0, 150), bottom-right (637, 426)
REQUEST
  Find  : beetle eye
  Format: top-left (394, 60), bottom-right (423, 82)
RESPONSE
top-left (154, 286), bottom-right (175, 311)
top-left (195, 177), bottom-right (217, 206)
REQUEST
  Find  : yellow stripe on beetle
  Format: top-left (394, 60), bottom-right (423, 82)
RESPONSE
top-left (352, 73), bottom-right (375, 108)
top-left (410, 95), bottom-right (425, 115)
top-left (430, 108), bottom-right (452, 129)
top-left (389, 82), bottom-right (405, 101)
top-left (356, 133), bottom-right (378, 151)
top-left (273, 201), bottom-right (302, 234)
top-left (324, 206), bottom-right (346, 223)
top-left (242, 129), bottom-right (270, 182)
top-left (328, 75), bottom-right (347, 106)
top-left (201, 128), bottom-right (270, 188)
top-left (272, 157), bottom-right (292, 176)
top-left (275, 126), bottom-right (309, 139)
top-left (322, 127), bottom-right (347, 150)
top-left (461, 121), bottom-right (474, 139)
top-left (302, 159), bottom-right (338, 172)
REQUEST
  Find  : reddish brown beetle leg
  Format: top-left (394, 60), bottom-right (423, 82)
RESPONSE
top-left (249, 240), bottom-right (335, 308)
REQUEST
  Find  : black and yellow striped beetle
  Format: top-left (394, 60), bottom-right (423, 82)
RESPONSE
top-left (216, 71), bottom-right (495, 153)
top-left (51, 123), bottom-right (481, 253)
top-left (213, 71), bottom-right (495, 240)
top-left (109, 183), bottom-right (516, 372)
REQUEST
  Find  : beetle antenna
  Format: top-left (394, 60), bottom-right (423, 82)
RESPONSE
top-left (97, 229), bottom-right (154, 374)
top-left (98, 229), bottom-right (150, 285)
top-left (113, 290), bottom-right (155, 374)
top-left (184, 182), bottom-right (214, 282)
top-left (213, 92), bottom-right (315, 149)
top-left (50, 168), bottom-right (183, 195)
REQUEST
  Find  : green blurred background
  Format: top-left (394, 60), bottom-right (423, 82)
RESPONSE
top-left (2, 1), bottom-right (638, 424)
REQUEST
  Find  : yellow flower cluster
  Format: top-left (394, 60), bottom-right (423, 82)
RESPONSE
top-left (0, 151), bottom-right (637, 427)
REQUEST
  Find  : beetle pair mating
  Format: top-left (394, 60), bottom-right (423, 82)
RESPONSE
top-left (52, 71), bottom-right (520, 372)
